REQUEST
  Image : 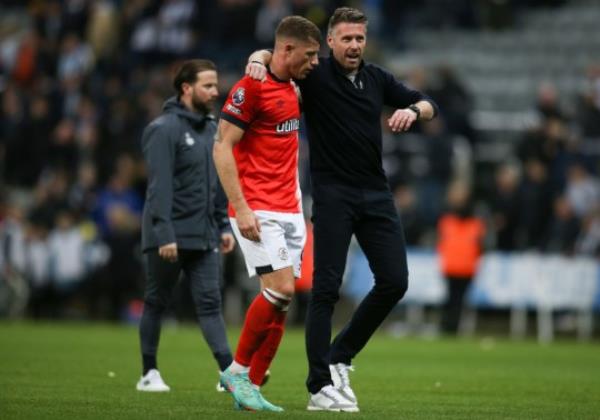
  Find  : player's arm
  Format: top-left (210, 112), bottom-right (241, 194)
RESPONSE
top-left (213, 120), bottom-right (261, 242)
top-left (142, 122), bottom-right (178, 262)
top-left (381, 68), bottom-right (439, 132)
top-left (388, 100), bottom-right (436, 133)
top-left (245, 50), bottom-right (272, 81)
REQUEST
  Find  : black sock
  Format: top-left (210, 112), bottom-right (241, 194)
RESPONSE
top-left (142, 354), bottom-right (157, 375)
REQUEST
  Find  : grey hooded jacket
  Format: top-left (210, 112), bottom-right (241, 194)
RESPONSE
top-left (141, 97), bottom-right (229, 252)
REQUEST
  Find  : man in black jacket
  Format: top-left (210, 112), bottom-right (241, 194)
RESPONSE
top-left (136, 59), bottom-right (236, 392)
top-left (248, 7), bottom-right (438, 411)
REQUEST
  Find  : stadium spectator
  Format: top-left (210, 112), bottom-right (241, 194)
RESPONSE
top-left (248, 6), bottom-right (438, 412)
top-left (491, 163), bottom-right (521, 251)
top-left (437, 180), bottom-right (485, 335)
top-left (517, 159), bottom-right (553, 249)
top-left (393, 183), bottom-right (427, 246)
top-left (215, 16), bottom-right (320, 412)
top-left (136, 59), bottom-right (235, 393)
top-left (577, 66), bottom-right (600, 138)
top-left (543, 195), bottom-right (580, 255)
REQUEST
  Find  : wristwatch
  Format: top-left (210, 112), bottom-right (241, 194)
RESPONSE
top-left (408, 104), bottom-right (421, 120)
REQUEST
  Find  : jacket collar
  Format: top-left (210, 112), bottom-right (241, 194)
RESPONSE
top-left (162, 96), bottom-right (214, 127)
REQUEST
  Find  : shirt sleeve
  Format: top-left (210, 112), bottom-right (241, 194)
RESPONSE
top-left (220, 76), bottom-right (261, 130)
top-left (380, 67), bottom-right (439, 117)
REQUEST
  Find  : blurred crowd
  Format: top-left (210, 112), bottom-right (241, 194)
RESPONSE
top-left (1, 0), bottom-right (599, 321)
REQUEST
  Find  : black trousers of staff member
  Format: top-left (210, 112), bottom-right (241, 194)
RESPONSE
top-left (306, 183), bottom-right (409, 394)
top-left (139, 248), bottom-right (231, 371)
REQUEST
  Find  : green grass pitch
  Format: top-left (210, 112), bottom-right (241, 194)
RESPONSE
top-left (1, 322), bottom-right (599, 419)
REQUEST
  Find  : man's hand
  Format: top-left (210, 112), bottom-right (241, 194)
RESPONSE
top-left (236, 209), bottom-right (261, 242)
top-left (159, 242), bottom-right (178, 262)
top-left (220, 232), bottom-right (236, 254)
top-left (245, 61), bottom-right (267, 82)
top-left (388, 108), bottom-right (418, 133)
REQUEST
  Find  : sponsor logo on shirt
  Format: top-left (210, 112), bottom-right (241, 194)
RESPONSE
top-left (226, 103), bottom-right (242, 115)
top-left (232, 87), bottom-right (245, 106)
top-left (275, 118), bottom-right (300, 134)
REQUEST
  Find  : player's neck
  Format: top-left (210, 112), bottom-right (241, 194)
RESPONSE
top-left (269, 57), bottom-right (291, 82)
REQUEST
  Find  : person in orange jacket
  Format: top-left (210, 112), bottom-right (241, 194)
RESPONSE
top-left (437, 181), bottom-right (485, 334)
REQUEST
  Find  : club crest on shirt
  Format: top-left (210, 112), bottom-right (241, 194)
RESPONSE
top-left (232, 87), bottom-right (245, 106)
top-left (278, 247), bottom-right (289, 261)
top-left (184, 132), bottom-right (194, 146)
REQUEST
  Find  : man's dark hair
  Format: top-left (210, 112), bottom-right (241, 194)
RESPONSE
top-left (173, 59), bottom-right (216, 95)
top-left (275, 15), bottom-right (322, 44)
top-left (327, 7), bottom-right (368, 34)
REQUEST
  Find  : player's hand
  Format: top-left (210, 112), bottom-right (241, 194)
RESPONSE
top-left (220, 232), bottom-right (236, 254)
top-left (237, 209), bottom-right (261, 242)
top-left (245, 61), bottom-right (267, 82)
top-left (159, 242), bottom-right (178, 262)
top-left (388, 108), bottom-right (418, 132)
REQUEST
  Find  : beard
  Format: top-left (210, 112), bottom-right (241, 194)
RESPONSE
top-left (191, 93), bottom-right (212, 114)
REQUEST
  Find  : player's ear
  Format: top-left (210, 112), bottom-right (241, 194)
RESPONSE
top-left (327, 31), bottom-right (334, 49)
top-left (181, 82), bottom-right (191, 96)
top-left (284, 41), bottom-right (295, 55)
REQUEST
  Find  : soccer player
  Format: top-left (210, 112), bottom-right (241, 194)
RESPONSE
top-left (213, 16), bottom-right (321, 411)
top-left (247, 7), bottom-right (439, 412)
top-left (137, 60), bottom-right (235, 392)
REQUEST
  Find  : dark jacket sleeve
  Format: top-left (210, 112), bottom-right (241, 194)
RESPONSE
top-left (214, 180), bottom-right (231, 234)
top-left (380, 66), bottom-right (439, 117)
top-left (142, 120), bottom-right (176, 246)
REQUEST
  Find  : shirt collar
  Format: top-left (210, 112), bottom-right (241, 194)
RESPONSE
top-left (267, 66), bottom-right (290, 83)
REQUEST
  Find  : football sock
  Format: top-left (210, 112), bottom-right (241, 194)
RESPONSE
top-left (233, 289), bottom-right (291, 370)
top-left (228, 360), bottom-right (249, 374)
top-left (249, 309), bottom-right (287, 386)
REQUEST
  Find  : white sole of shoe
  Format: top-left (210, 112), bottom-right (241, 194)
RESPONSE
top-left (307, 405), bottom-right (341, 412)
top-left (136, 386), bottom-right (170, 392)
top-left (307, 405), bottom-right (359, 412)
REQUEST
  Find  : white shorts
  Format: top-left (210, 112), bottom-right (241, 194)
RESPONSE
top-left (230, 210), bottom-right (306, 278)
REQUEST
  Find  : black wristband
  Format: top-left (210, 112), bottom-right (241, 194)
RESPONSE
top-left (408, 104), bottom-right (421, 120)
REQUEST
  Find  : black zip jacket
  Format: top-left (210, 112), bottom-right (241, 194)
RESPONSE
top-left (141, 97), bottom-right (229, 252)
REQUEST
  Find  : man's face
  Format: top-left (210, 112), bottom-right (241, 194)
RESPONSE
top-left (286, 39), bottom-right (320, 80)
top-left (184, 70), bottom-right (219, 113)
top-left (327, 22), bottom-right (366, 72)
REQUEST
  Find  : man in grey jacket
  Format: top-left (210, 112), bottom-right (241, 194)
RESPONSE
top-left (136, 59), bottom-right (235, 392)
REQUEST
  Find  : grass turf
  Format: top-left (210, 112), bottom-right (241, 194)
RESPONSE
top-left (0, 322), bottom-right (599, 419)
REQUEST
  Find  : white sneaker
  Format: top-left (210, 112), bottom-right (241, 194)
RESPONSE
top-left (136, 369), bottom-right (170, 392)
top-left (307, 385), bottom-right (359, 412)
top-left (330, 363), bottom-right (358, 405)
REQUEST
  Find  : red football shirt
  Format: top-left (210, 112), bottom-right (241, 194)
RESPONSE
top-left (220, 72), bottom-right (301, 216)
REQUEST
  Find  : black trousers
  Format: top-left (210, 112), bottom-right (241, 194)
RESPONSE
top-left (306, 184), bottom-right (409, 393)
top-left (139, 248), bottom-right (231, 371)
top-left (441, 276), bottom-right (472, 334)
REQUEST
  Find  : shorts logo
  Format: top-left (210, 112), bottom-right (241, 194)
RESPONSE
top-left (232, 87), bottom-right (245, 106)
top-left (278, 247), bottom-right (288, 261)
